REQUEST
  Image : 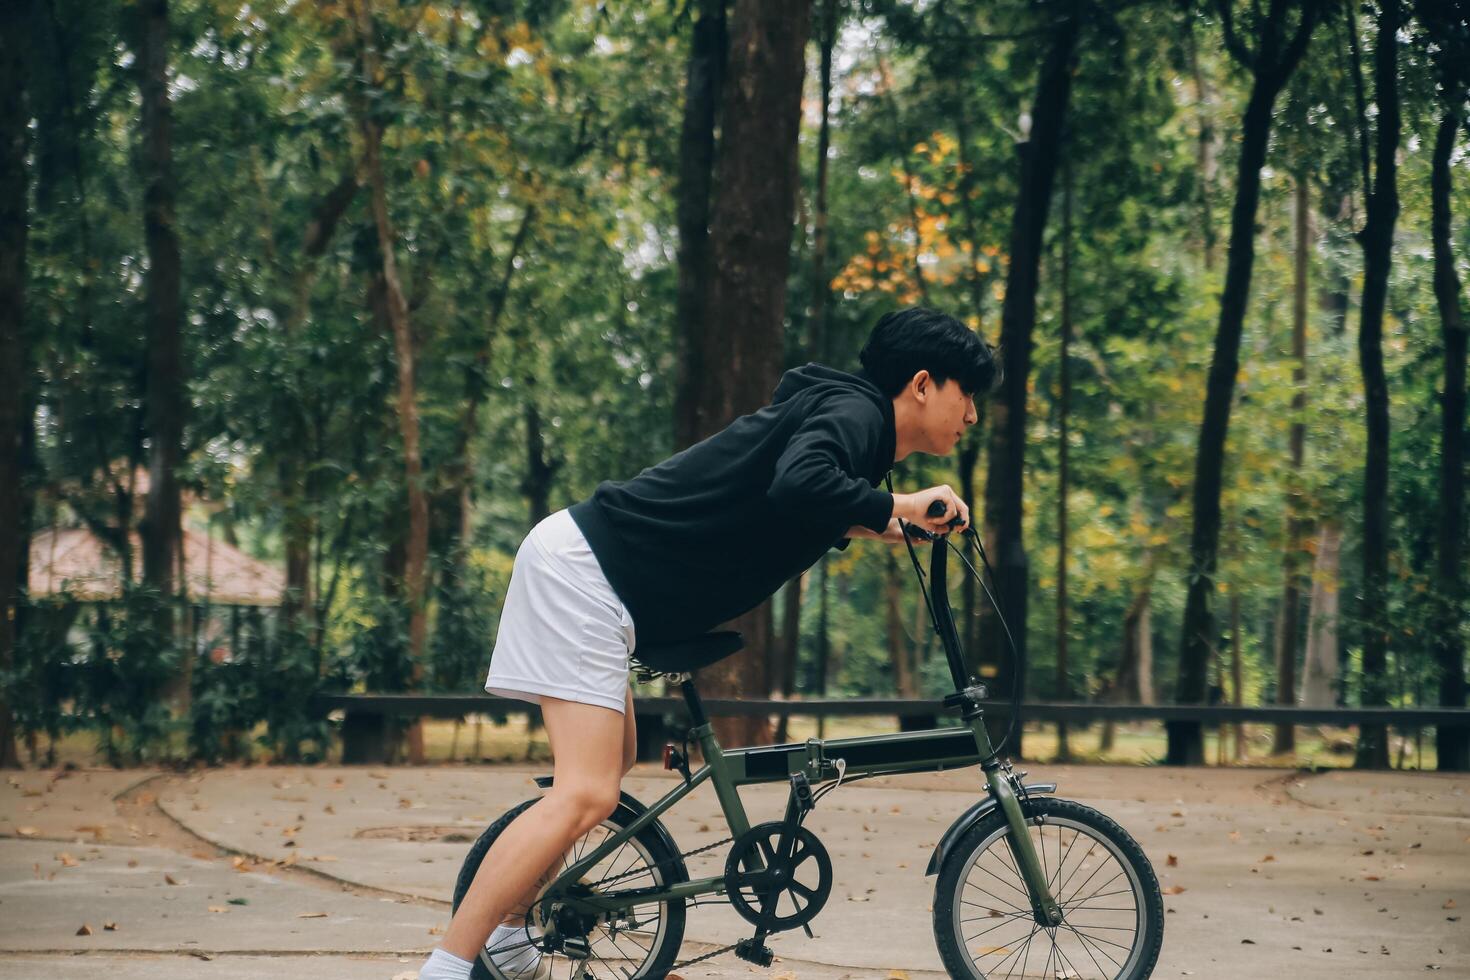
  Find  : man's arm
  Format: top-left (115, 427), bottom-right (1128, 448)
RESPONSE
top-left (843, 518), bottom-right (925, 545)
top-left (767, 395), bottom-right (892, 533)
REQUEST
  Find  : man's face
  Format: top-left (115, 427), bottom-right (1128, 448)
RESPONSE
top-left (920, 375), bottom-right (979, 454)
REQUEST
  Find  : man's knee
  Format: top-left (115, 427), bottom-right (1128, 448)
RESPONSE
top-left (548, 782), bottom-right (621, 836)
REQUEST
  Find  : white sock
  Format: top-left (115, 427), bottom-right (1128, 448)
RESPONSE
top-left (487, 921), bottom-right (543, 976)
top-left (417, 946), bottom-right (473, 980)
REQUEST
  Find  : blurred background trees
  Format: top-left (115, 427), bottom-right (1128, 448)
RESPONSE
top-left (0, 0), bottom-right (1465, 770)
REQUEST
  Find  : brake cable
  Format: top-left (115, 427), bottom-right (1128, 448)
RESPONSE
top-left (883, 472), bottom-right (1026, 759)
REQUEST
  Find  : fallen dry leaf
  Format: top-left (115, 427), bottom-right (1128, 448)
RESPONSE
top-left (1167, 855), bottom-right (1178, 867)
top-left (1445, 899), bottom-right (1458, 910)
top-left (75, 924), bottom-right (92, 936)
top-left (888, 970), bottom-right (910, 979)
top-left (163, 873), bottom-right (180, 885)
top-left (58, 852), bottom-right (78, 868)
top-left (1259, 855), bottom-right (1275, 863)
top-left (297, 911), bottom-right (328, 919)
top-left (1162, 885), bottom-right (1186, 895)
top-left (103, 922), bottom-right (118, 931)
top-left (16, 826), bottom-right (39, 838)
top-left (207, 905), bottom-right (229, 914)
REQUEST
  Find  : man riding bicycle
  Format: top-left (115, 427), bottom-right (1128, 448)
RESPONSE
top-left (419, 306), bottom-right (1000, 980)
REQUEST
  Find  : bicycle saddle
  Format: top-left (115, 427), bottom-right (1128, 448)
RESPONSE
top-left (631, 631), bottom-right (744, 674)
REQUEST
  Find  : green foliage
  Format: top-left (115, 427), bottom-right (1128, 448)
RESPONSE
top-left (9, 0), bottom-right (1468, 767)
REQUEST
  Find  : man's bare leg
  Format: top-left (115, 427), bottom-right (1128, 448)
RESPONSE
top-left (443, 688), bottom-right (640, 959)
top-left (494, 687), bottom-right (640, 929)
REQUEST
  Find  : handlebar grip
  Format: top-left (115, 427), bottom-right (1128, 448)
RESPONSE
top-left (925, 498), bottom-right (967, 529)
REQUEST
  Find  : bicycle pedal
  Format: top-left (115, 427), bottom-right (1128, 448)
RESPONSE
top-left (734, 937), bottom-right (774, 967)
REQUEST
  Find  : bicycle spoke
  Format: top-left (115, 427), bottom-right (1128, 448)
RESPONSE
top-left (969, 857), bottom-right (1033, 903)
top-left (1051, 838), bottom-right (1099, 903)
top-left (960, 880), bottom-right (1031, 915)
top-left (1050, 929), bottom-right (1095, 980)
top-left (1054, 851), bottom-right (1111, 915)
top-left (1010, 923), bottom-right (1041, 980)
top-left (1049, 827), bottom-right (1081, 895)
top-left (1062, 919), bottom-right (1125, 977)
top-left (1064, 885), bottom-right (1134, 908)
top-left (1064, 868), bottom-right (1125, 910)
top-left (962, 912), bottom-right (1033, 948)
top-left (1062, 921), bottom-right (1133, 956)
top-left (980, 923), bottom-right (1034, 978)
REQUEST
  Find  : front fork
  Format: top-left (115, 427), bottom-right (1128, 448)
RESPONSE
top-left (962, 692), bottom-right (1063, 927)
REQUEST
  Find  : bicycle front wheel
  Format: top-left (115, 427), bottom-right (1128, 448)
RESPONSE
top-left (932, 796), bottom-right (1163, 980)
top-left (452, 797), bottom-right (688, 980)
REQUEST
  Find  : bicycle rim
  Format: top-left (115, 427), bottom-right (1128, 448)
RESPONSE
top-left (949, 814), bottom-right (1148, 979)
top-left (481, 819), bottom-right (672, 980)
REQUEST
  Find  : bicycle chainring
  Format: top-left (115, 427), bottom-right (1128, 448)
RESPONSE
top-left (723, 822), bottom-right (832, 931)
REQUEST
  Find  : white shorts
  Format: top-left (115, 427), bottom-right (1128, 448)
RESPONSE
top-left (484, 508), bottom-right (637, 715)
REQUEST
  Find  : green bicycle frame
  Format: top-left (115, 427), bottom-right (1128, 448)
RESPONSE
top-left (545, 534), bottom-right (1063, 928)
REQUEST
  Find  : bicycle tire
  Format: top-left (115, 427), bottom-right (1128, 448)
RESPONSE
top-left (932, 796), bottom-right (1163, 980)
top-left (452, 796), bottom-right (689, 980)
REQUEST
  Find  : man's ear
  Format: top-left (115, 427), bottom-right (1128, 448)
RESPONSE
top-left (909, 369), bottom-right (932, 403)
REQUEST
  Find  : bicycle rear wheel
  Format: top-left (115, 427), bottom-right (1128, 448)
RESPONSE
top-left (452, 797), bottom-right (688, 980)
top-left (932, 796), bottom-right (1163, 980)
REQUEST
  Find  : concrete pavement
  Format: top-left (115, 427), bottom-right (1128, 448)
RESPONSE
top-left (2, 762), bottom-right (1466, 978)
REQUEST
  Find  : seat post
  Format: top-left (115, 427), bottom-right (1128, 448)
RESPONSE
top-left (679, 676), bottom-right (709, 728)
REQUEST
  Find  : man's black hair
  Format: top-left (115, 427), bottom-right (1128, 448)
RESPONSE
top-left (858, 307), bottom-right (1002, 398)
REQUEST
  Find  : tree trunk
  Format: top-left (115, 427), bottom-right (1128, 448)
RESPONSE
top-left (979, 11), bottom-right (1079, 762)
top-left (1430, 106), bottom-right (1468, 772)
top-left (521, 398), bottom-right (558, 527)
top-left (885, 551), bottom-right (915, 698)
top-left (773, 572), bottom-right (804, 740)
top-left (672, 0), bottom-right (728, 451)
top-left (281, 172), bottom-right (359, 641)
top-left (1055, 162), bottom-right (1074, 761)
top-left (1353, 0), bottom-right (1400, 771)
top-left (1273, 174), bottom-right (1312, 754)
top-left (693, 0), bottom-right (812, 749)
top-left (808, 0), bottom-right (836, 364)
top-left (1230, 586), bottom-right (1244, 759)
top-left (1171, 74), bottom-right (1296, 767)
top-left (957, 430), bottom-right (983, 661)
top-left (1187, 21), bottom-right (1219, 271)
top-left (1102, 583), bottom-right (1153, 754)
top-left (350, 0), bottom-right (429, 762)
top-left (1300, 521), bottom-right (1342, 708)
top-left (1115, 585), bottom-right (1155, 704)
top-left (0, 0), bottom-right (30, 769)
top-left (136, 0), bottom-right (187, 714)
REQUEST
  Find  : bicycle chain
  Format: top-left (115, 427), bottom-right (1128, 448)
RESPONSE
top-left (581, 834), bottom-right (741, 972)
top-left (589, 833), bottom-right (734, 889)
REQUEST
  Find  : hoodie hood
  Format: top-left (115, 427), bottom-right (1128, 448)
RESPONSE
top-left (772, 362), bottom-right (896, 474)
top-left (772, 362), bottom-right (884, 404)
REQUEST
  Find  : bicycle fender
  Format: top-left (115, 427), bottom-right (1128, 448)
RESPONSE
top-left (533, 775), bottom-right (685, 876)
top-left (924, 783), bottom-right (1058, 877)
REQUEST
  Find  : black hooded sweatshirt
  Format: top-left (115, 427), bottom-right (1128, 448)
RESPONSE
top-left (568, 363), bottom-right (896, 646)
